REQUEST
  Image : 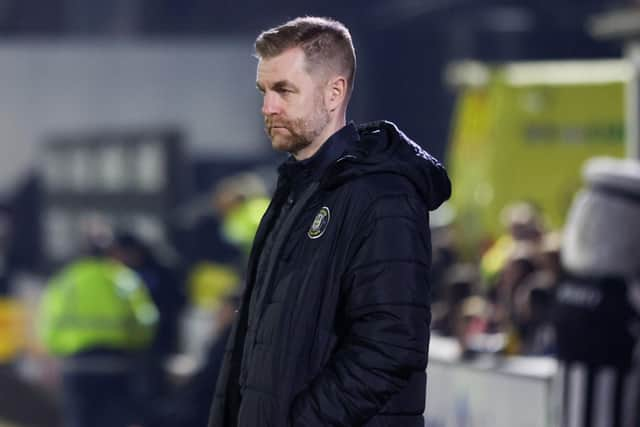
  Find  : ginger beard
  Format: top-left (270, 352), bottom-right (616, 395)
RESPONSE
top-left (265, 89), bottom-right (330, 156)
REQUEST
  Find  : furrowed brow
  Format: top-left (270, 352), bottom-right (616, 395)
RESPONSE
top-left (272, 80), bottom-right (297, 92)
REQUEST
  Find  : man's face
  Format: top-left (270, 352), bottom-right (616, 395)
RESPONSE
top-left (256, 47), bottom-right (330, 156)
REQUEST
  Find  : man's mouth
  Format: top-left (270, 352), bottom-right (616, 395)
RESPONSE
top-left (269, 125), bottom-right (288, 133)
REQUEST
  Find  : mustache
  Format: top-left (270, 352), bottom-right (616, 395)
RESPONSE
top-left (265, 118), bottom-right (289, 128)
top-left (265, 120), bottom-right (295, 136)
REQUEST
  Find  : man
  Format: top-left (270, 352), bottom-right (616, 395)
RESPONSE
top-left (554, 157), bottom-right (640, 427)
top-left (39, 234), bottom-right (158, 427)
top-left (109, 231), bottom-right (186, 423)
top-left (209, 16), bottom-right (451, 427)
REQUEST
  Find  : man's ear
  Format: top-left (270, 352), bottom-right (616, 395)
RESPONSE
top-left (325, 75), bottom-right (347, 112)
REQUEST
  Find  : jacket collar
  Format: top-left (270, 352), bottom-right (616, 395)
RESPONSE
top-left (277, 121), bottom-right (359, 183)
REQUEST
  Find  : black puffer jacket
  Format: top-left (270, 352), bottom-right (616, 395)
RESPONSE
top-left (209, 121), bottom-right (451, 427)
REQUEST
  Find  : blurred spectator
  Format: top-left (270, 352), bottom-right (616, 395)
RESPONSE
top-left (432, 201), bottom-right (567, 359)
top-left (554, 275), bottom-right (636, 368)
top-left (503, 201), bottom-right (544, 242)
top-left (511, 272), bottom-right (556, 355)
top-left (554, 157), bottom-right (640, 427)
top-left (213, 172), bottom-right (270, 257)
top-left (186, 261), bottom-right (239, 312)
top-left (498, 230), bottom-right (562, 356)
top-left (496, 242), bottom-right (541, 355)
top-left (147, 289), bottom-right (241, 427)
top-left (109, 231), bottom-right (186, 409)
top-left (179, 171), bottom-right (270, 272)
top-left (429, 203), bottom-right (459, 302)
top-left (38, 229), bottom-right (158, 427)
top-left (540, 230), bottom-right (565, 285)
top-left (481, 201), bottom-right (544, 287)
top-left (430, 264), bottom-right (504, 358)
top-left (110, 231), bottom-right (185, 356)
top-left (0, 204), bottom-right (22, 364)
top-left (553, 275), bottom-right (639, 425)
top-left (431, 263), bottom-right (478, 336)
top-left (456, 296), bottom-right (494, 357)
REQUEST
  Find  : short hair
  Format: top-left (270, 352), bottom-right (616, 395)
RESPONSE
top-left (255, 16), bottom-right (356, 99)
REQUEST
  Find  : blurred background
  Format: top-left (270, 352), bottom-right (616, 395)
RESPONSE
top-left (1, 0), bottom-right (639, 426)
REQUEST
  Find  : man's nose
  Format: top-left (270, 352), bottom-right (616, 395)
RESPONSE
top-left (262, 92), bottom-right (280, 116)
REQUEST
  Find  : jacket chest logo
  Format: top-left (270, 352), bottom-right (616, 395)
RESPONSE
top-left (308, 206), bottom-right (330, 239)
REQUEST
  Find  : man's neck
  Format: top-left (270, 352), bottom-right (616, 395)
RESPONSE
top-left (293, 116), bottom-right (347, 161)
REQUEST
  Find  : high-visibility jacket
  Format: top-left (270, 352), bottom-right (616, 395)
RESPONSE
top-left (39, 257), bottom-right (158, 356)
top-left (222, 197), bottom-right (270, 254)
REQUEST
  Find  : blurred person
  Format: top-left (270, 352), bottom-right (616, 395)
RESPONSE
top-left (539, 230), bottom-right (565, 285)
top-left (110, 231), bottom-right (185, 356)
top-left (480, 201), bottom-right (544, 287)
top-left (209, 16), bottom-right (451, 427)
top-left (186, 261), bottom-right (240, 312)
top-left (555, 157), bottom-right (640, 427)
top-left (38, 230), bottom-right (158, 427)
top-left (501, 231), bottom-right (562, 356)
top-left (0, 205), bottom-right (22, 364)
top-left (109, 231), bottom-right (186, 411)
top-left (502, 201), bottom-right (544, 242)
top-left (497, 242), bottom-right (540, 299)
top-left (455, 296), bottom-right (494, 358)
top-left (178, 172), bottom-right (270, 271)
top-left (148, 290), bottom-right (241, 427)
top-left (494, 242), bottom-right (541, 354)
top-left (428, 203), bottom-right (459, 301)
top-left (431, 263), bottom-right (478, 336)
top-left (213, 172), bottom-right (271, 258)
top-left (511, 272), bottom-right (556, 355)
top-left (554, 275), bottom-right (638, 425)
top-left (182, 261), bottom-right (239, 379)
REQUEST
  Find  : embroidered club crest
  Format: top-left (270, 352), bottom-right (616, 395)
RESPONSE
top-left (308, 207), bottom-right (330, 239)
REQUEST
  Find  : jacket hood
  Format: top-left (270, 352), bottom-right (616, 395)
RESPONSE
top-left (321, 120), bottom-right (451, 211)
